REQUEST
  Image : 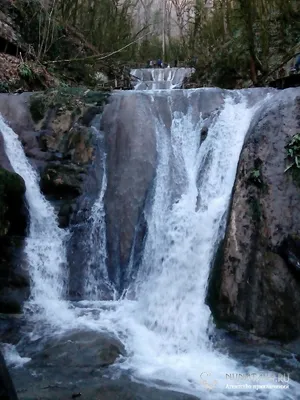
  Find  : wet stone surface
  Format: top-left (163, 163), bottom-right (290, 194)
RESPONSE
top-left (9, 329), bottom-right (199, 400)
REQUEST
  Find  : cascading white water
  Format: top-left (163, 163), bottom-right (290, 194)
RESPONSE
top-left (131, 68), bottom-right (194, 90)
top-left (91, 91), bottom-right (298, 399)
top-left (0, 115), bottom-right (71, 324)
top-left (135, 94), bottom-right (249, 349)
top-left (84, 165), bottom-right (113, 299)
top-left (103, 94), bottom-right (253, 391)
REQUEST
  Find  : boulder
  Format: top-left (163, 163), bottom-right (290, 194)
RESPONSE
top-left (209, 89), bottom-right (300, 341)
top-left (10, 328), bottom-right (198, 400)
top-left (27, 330), bottom-right (125, 369)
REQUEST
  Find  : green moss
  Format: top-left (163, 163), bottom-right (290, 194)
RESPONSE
top-left (285, 133), bottom-right (300, 187)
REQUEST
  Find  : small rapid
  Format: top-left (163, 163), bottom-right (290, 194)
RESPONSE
top-left (131, 68), bottom-right (194, 90)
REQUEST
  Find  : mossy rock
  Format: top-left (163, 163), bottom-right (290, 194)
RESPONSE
top-left (62, 126), bottom-right (94, 164)
top-left (40, 163), bottom-right (85, 199)
top-left (29, 88), bottom-right (109, 124)
top-left (83, 91), bottom-right (109, 105)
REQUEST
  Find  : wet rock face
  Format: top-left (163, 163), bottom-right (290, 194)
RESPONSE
top-left (102, 93), bottom-right (157, 290)
top-left (41, 163), bottom-right (86, 199)
top-left (0, 167), bottom-right (29, 314)
top-left (0, 350), bottom-right (18, 400)
top-left (210, 89), bottom-right (300, 341)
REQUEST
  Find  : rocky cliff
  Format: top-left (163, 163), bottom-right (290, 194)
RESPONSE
top-left (209, 88), bottom-right (300, 341)
top-left (0, 89), bottom-right (109, 309)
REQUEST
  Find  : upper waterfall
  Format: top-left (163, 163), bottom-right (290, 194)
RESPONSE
top-left (131, 68), bottom-right (194, 90)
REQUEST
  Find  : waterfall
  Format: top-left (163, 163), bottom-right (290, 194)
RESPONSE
top-left (0, 115), bottom-right (70, 324)
top-left (134, 94), bottom-right (252, 348)
top-left (100, 92), bottom-right (257, 394)
top-left (83, 164), bottom-right (113, 299)
top-left (69, 88), bottom-right (296, 398)
top-left (1, 82), bottom-right (298, 399)
top-left (131, 68), bottom-right (194, 90)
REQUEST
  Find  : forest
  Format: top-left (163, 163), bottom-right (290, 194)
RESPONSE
top-left (1, 0), bottom-right (300, 88)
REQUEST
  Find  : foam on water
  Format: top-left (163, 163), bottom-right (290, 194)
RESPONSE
top-left (1, 343), bottom-right (31, 368)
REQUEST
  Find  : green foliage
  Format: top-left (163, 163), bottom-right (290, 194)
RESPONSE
top-left (247, 158), bottom-right (265, 189)
top-left (7, 0), bottom-right (300, 88)
top-left (19, 62), bottom-right (34, 81)
top-left (8, 0), bottom-right (142, 85)
top-left (58, 0), bottom-right (136, 60)
top-left (0, 82), bottom-right (9, 93)
top-left (188, 0), bottom-right (300, 87)
top-left (285, 133), bottom-right (300, 171)
top-left (285, 133), bottom-right (300, 186)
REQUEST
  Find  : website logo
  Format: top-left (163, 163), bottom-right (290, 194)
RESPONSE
top-left (200, 372), bottom-right (218, 391)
